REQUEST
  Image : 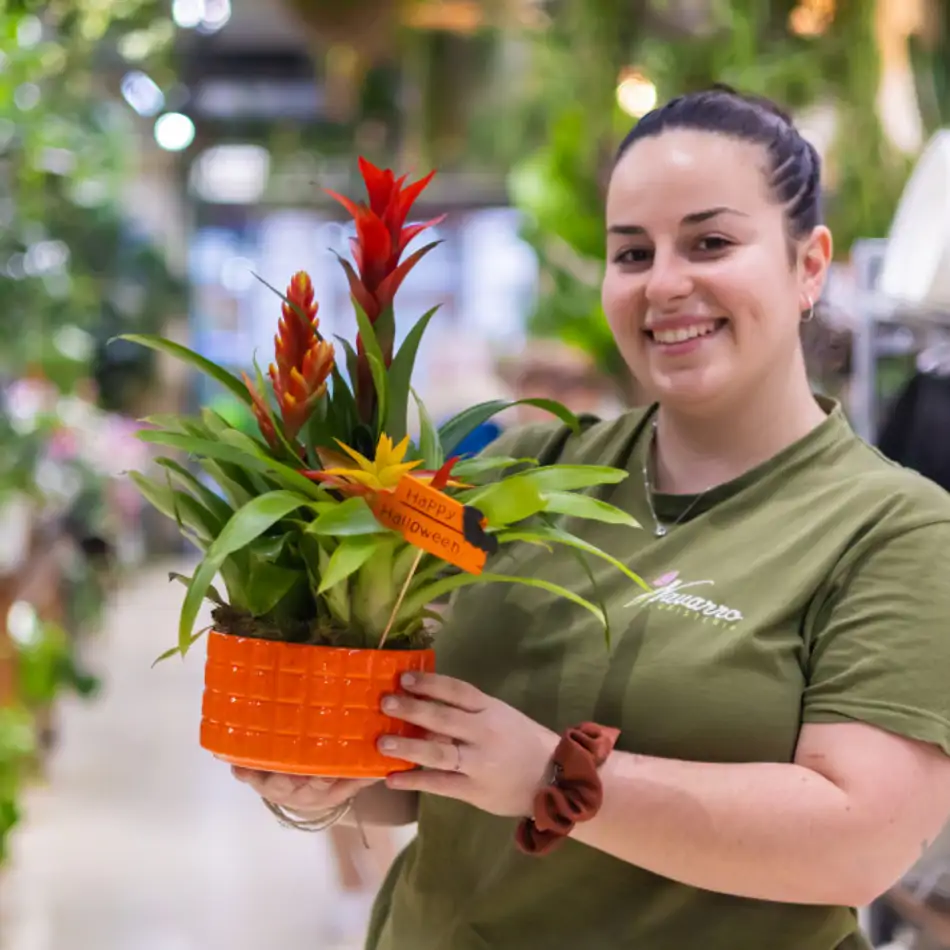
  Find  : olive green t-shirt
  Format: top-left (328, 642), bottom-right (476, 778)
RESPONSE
top-left (366, 399), bottom-right (950, 950)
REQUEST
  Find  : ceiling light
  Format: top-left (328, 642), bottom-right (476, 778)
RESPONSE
top-left (172, 0), bottom-right (204, 28)
top-left (192, 144), bottom-right (270, 204)
top-left (154, 113), bottom-right (195, 152)
top-left (616, 70), bottom-right (657, 119)
top-left (121, 71), bottom-right (166, 117)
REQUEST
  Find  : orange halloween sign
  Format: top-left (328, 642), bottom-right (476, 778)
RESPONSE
top-left (372, 476), bottom-right (497, 575)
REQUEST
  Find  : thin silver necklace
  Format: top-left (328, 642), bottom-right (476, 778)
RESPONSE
top-left (642, 418), bottom-right (712, 537)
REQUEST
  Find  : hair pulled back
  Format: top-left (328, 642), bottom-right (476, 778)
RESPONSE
top-left (615, 84), bottom-right (823, 243)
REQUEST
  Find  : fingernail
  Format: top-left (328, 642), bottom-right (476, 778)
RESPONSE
top-left (311, 779), bottom-right (332, 790)
top-left (401, 672), bottom-right (417, 688)
top-left (382, 696), bottom-right (399, 713)
top-left (379, 737), bottom-right (397, 752)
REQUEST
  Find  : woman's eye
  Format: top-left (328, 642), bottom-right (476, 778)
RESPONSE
top-left (696, 236), bottom-right (731, 253)
top-left (614, 247), bottom-right (652, 265)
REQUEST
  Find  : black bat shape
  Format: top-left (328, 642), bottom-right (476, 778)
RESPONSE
top-left (462, 506), bottom-right (498, 557)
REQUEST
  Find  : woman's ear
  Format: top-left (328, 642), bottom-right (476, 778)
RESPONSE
top-left (799, 225), bottom-right (833, 310)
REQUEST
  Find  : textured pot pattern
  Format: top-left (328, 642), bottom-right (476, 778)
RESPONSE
top-left (200, 632), bottom-right (435, 778)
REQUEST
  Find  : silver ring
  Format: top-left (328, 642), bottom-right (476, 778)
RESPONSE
top-left (452, 741), bottom-right (463, 773)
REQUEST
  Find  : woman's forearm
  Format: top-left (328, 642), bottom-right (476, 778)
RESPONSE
top-left (349, 783), bottom-right (418, 827)
top-left (571, 752), bottom-right (886, 907)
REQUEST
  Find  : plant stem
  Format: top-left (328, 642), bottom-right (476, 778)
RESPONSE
top-left (378, 548), bottom-right (425, 649)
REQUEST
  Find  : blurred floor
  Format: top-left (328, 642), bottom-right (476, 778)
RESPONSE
top-left (0, 560), bottom-right (391, 950)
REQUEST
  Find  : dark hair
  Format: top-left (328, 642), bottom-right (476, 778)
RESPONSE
top-left (615, 84), bottom-right (823, 243)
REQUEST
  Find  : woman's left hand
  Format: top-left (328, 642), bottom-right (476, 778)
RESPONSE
top-left (378, 672), bottom-right (559, 818)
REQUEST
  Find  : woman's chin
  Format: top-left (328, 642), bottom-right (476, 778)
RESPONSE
top-left (648, 366), bottom-right (732, 413)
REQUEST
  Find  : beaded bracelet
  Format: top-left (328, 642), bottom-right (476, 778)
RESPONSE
top-left (515, 722), bottom-right (620, 856)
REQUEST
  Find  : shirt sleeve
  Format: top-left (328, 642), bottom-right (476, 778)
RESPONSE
top-left (801, 521), bottom-right (950, 756)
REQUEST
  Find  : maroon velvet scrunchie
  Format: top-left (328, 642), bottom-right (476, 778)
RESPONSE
top-left (515, 722), bottom-right (620, 856)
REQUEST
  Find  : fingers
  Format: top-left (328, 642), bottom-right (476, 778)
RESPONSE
top-left (398, 672), bottom-right (486, 712)
top-left (386, 767), bottom-right (468, 798)
top-left (231, 767), bottom-right (375, 812)
top-left (378, 735), bottom-right (468, 774)
top-left (382, 693), bottom-right (473, 741)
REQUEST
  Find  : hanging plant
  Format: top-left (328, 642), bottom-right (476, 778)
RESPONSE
top-left (281, 0), bottom-right (405, 51)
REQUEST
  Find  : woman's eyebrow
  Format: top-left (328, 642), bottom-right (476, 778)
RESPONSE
top-left (608, 207), bottom-right (748, 234)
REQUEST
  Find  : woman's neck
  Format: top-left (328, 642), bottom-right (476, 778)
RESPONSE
top-left (652, 367), bottom-right (828, 495)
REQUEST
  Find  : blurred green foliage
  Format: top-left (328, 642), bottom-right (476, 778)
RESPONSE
top-left (0, 2), bottom-right (184, 403)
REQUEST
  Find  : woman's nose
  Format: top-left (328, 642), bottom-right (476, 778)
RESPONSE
top-left (644, 252), bottom-right (692, 308)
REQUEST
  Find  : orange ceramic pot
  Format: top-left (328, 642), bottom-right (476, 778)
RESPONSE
top-left (200, 632), bottom-right (435, 778)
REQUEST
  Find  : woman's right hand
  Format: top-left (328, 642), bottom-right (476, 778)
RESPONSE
top-left (231, 766), bottom-right (377, 820)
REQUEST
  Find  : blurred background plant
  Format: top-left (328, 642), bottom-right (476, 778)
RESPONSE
top-left (0, 0), bottom-right (185, 407)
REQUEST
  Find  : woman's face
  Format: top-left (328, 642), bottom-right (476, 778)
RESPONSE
top-left (602, 129), bottom-right (830, 414)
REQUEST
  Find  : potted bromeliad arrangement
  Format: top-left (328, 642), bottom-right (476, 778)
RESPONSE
top-left (123, 159), bottom-right (647, 780)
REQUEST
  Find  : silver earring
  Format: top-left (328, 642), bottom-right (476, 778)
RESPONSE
top-left (801, 295), bottom-right (815, 322)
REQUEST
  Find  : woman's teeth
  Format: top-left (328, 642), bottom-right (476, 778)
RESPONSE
top-left (650, 321), bottom-right (719, 344)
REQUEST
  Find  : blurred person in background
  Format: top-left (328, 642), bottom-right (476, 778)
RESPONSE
top-left (236, 86), bottom-right (950, 950)
top-left (495, 337), bottom-right (625, 425)
top-left (452, 339), bottom-right (624, 457)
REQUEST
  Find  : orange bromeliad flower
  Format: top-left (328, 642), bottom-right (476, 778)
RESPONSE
top-left (244, 271), bottom-right (335, 447)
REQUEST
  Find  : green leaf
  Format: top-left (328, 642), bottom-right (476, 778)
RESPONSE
top-left (519, 465), bottom-right (628, 493)
top-left (136, 430), bottom-right (323, 500)
top-left (140, 414), bottom-right (192, 433)
top-left (373, 306), bottom-right (396, 361)
top-left (116, 335), bottom-right (251, 405)
top-left (152, 626), bottom-right (211, 668)
top-left (129, 475), bottom-right (210, 550)
top-left (178, 491), bottom-right (310, 651)
top-left (353, 535), bottom-right (397, 638)
top-left (128, 471), bottom-right (176, 521)
top-left (250, 533), bottom-right (293, 560)
top-left (540, 491), bottom-right (640, 527)
top-left (309, 497), bottom-right (387, 537)
top-left (439, 399), bottom-right (580, 456)
top-left (305, 536), bottom-right (350, 625)
top-left (168, 572), bottom-right (227, 606)
top-left (196, 459), bottom-right (255, 509)
top-left (464, 477), bottom-right (546, 526)
top-left (172, 490), bottom-right (221, 543)
top-left (385, 305), bottom-right (440, 441)
top-left (328, 365), bottom-right (358, 440)
top-left (318, 535), bottom-right (387, 593)
top-left (353, 304), bottom-right (388, 428)
top-left (496, 524), bottom-right (651, 592)
top-left (334, 335), bottom-right (361, 389)
top-left (452, 456), bottom-right (538, 480)
top-left (244, 561), bottom-right (303, 616)
top-left (366, 352), bottom-right (388, 436)
top-left (398, 572), bottom-right (606, 628)
top-left (412, 387), bottom-right (443, 470)
top-left (155, 458), bottom-right (234, 525)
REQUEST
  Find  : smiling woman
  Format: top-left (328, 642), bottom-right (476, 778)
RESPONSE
top-left (240, 87), bottom-right (950, 950)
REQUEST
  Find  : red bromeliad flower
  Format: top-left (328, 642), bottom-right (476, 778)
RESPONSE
top-left (326, 158), bottom-right (443, 423)
top-left (244, 271), bottom-right (335, 448)
top-left (326, 157), bottom-right (444, 331)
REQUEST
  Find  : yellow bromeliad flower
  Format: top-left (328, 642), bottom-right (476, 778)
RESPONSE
top-left (304, 433), bottom-right (468, 497)
top-left (324, 434), bottom-right (420, 492)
